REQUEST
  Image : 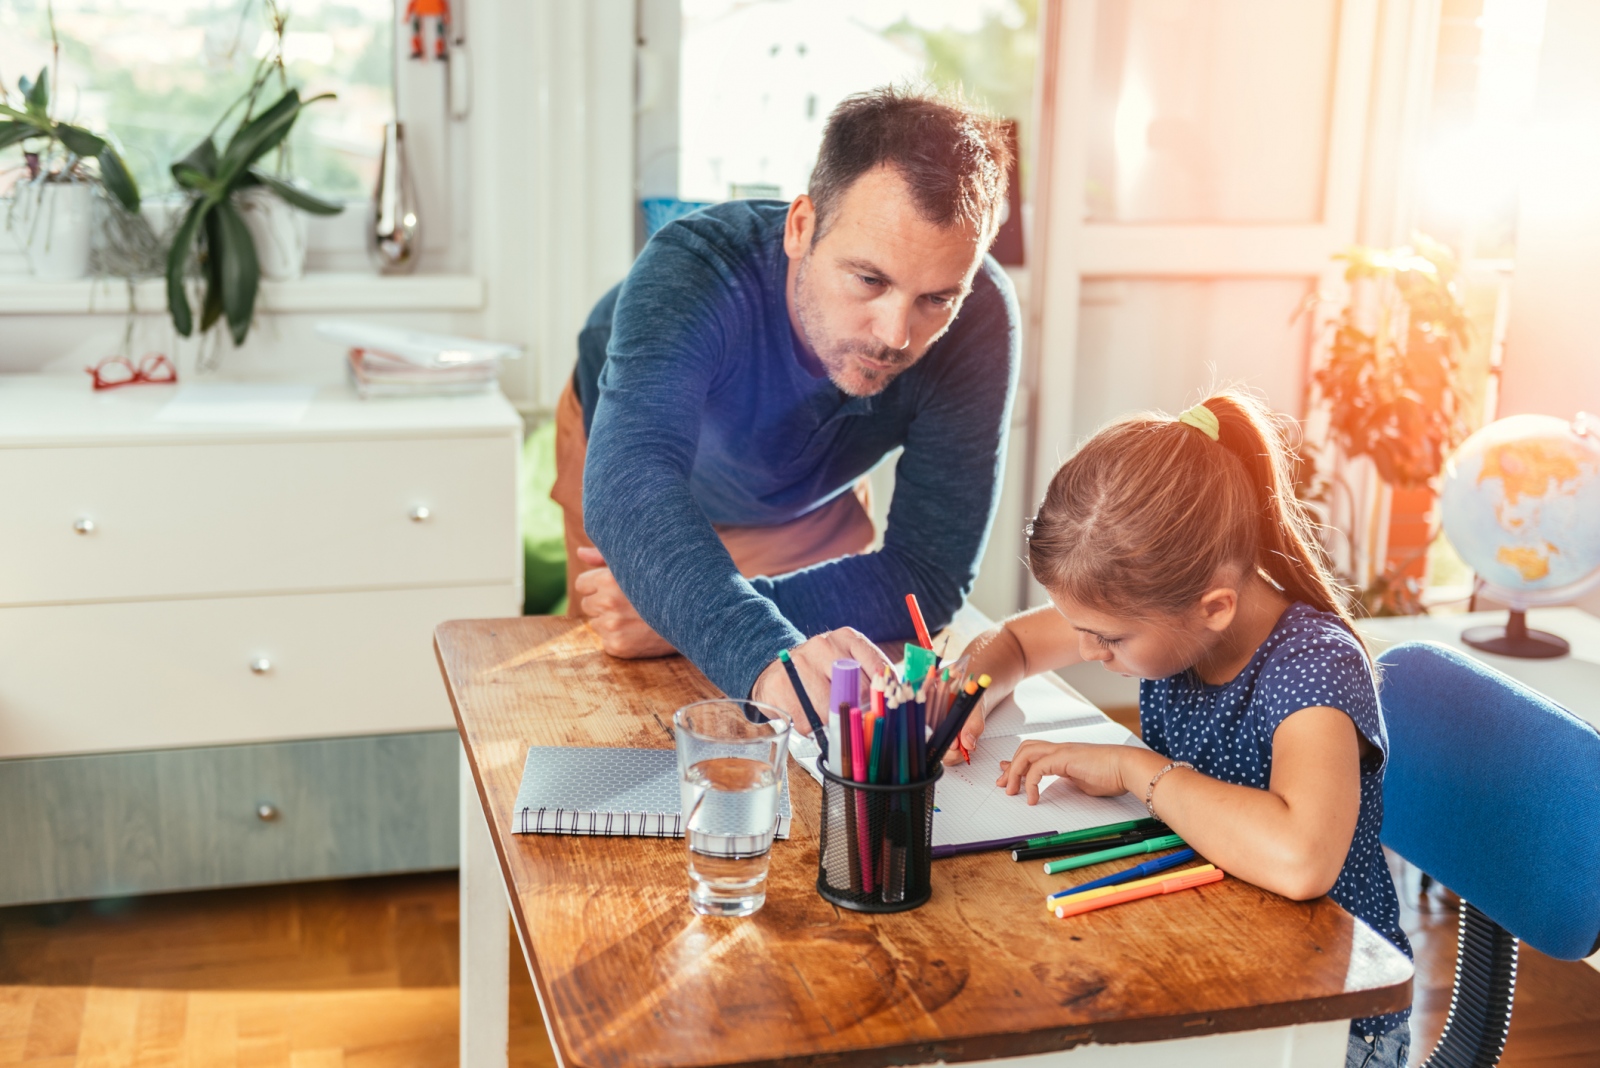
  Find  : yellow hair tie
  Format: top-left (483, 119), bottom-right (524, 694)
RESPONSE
top-left (1178, 403), bottom-right (1220, 441)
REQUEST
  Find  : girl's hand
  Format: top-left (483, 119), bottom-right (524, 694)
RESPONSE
top-left (998, 741), bottom-right (1153, 804)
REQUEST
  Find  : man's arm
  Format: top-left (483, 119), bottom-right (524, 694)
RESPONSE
top-left (749, 266), bottom-right (1020, 642)
top-left (583, 233), bottom-right (806, 700)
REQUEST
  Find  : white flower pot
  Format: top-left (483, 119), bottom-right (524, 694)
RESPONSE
top-left (9, 180), bottom-right (94, 280)
top-left (236, 186), bottom-right (309, 282)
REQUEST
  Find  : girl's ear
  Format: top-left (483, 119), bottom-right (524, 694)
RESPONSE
top-left (1197, 587), bottom-right (1238, 633)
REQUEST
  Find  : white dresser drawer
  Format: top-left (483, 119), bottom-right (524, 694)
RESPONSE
top-left (0, 435), bottom-right (518, 606)
top-left (0, 585), bottom-right (519, 758)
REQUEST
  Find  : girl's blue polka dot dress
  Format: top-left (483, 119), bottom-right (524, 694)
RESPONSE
top-left (1140, 601), bottom-right (1412, 1040)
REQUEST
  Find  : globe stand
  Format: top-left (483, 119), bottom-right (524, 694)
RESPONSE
top-left (1462, 609), bottom-right (1570, 659)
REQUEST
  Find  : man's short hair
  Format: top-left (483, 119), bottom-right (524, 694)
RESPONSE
top-left (807, 85), bottom-right (1012, 244)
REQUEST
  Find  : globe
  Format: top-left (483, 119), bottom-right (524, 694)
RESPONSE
top-left (1439, 413), bottom-right (1600, 657)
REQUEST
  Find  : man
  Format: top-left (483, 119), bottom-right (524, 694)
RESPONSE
top-left (552, 86), bottom-right (1019, 718)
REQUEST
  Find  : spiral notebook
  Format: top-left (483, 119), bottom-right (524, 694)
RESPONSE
top-left (511, 746), bottom-right (792, 838)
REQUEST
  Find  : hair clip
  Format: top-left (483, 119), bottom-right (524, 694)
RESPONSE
top-left (1177, 403), bottom-right (1220, 441)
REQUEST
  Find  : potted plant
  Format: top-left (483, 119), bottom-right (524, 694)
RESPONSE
top-left (165, 6), bottom-right (342, 348)
top-left (1, 66), bottom-right (141, 279)
top-left (1299, 235), bottom-right (1476, 615)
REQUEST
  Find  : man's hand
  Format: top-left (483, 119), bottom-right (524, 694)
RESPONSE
top-left (751, 628), bottom-right (894, 734)
top-left (573, 546), bottom-right (676, 659)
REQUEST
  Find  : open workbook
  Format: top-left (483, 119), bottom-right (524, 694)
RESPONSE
top-left (791, 672), bottom-right (1150, 851)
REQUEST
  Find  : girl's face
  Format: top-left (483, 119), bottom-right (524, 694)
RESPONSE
top-left (1049, 590), bottom-right (1223, 680)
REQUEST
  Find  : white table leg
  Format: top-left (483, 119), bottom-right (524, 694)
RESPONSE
top-left (952, 1020), bottom-right (1349, 1067)
top-left (461, 742), bottom-right (510, 1068)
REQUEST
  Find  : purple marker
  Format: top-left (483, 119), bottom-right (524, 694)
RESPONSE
top-left (830, 659), bottom-right (862, 718)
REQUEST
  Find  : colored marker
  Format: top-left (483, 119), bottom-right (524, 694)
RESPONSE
top-left (1044, 864), bottom-right (1215, 911)
top-left (1013, 825), bottom-right (1175, 863)
top-left (1042, 833), bottom-right (1186, 875)
top-left (1054, 868), bottom-right (1225, 919)
top-left (1025, 818), bottom-right (1163, 850)
top-left (1048, 848), bottom-right (1199, 903)
top-left (905, 592), bottom-right (935, 649)
top-left (778, 649), bottom-right (826, 765)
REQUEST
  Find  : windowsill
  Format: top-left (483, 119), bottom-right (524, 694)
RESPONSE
top-left (0, 272), bottom-right (486, 315)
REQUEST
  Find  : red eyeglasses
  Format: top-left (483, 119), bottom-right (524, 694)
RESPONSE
top-left (86, 353), bottom-right (178, 391)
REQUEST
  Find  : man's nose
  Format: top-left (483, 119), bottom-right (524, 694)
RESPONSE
top-left (871, 297), bottom-right (914, 352)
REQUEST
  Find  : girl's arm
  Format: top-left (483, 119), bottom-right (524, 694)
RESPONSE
top-left (1000, 705), bottom-right (1362, 900)
top-left (944, 605), bottom-right (1084, 763)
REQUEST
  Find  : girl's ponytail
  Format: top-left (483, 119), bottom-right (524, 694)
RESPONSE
top-left (1028, 389), bottom-right (1361, 644)
top-left (1201, 394), bottom-right (1360, 638)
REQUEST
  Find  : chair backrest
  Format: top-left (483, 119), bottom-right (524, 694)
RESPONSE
top-left (1377, 640), bottom-right (1600, 960)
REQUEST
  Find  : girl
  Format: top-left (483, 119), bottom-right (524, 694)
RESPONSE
top-left (952, 392), bottom-right (1411, 1068)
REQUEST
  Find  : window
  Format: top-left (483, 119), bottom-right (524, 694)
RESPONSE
top-left (672, 0), bottom-right (1038, 212)
top-left (0, 0), bottom-right (455, 277)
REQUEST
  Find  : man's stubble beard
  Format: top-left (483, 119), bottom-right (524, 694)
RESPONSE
top-left (792, 250), bottom-right (915, 398)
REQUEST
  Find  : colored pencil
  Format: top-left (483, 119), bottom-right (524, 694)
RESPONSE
top-left (1054, 867), bottom-right (1225, 919)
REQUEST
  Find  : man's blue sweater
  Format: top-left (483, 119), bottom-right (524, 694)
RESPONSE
top-left (578, 200), bottom-right (1019, 699)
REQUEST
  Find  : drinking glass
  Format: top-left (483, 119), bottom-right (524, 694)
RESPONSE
top-left (674, 699), bottom-right (790, 916)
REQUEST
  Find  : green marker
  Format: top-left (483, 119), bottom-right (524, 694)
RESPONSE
top-left (904, 644), bottom-right (937, 687)
top-left (1043, 833), bottom-right (1185, 875)
top-left (1025, 818), bottom-right (1162, 850)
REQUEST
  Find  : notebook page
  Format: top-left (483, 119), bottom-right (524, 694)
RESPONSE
top-left (931, 720), bottom-right (1150, 848)
top-left (979, 675), bottom-right (1107, 739)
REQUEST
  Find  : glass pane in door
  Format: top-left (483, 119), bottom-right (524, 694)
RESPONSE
top-left (1086, 0), bottom-right (1339, 224)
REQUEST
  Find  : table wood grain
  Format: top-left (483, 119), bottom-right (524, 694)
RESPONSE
top-left (437, 616), bottom-right (1412, 1068)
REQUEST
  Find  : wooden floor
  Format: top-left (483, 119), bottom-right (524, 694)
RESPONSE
top-left (2, 864), bottom-right (1597, 1066)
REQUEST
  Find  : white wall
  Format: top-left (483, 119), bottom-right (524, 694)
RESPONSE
top-left (1497, 0), bottom-right (1600, 423)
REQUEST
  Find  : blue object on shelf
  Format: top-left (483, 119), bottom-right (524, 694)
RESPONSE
top-left (640, 197), bottom-right (714, 237)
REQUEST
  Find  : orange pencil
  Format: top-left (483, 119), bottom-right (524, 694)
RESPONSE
top-left (905, 593), bottom-right (934, 650)
top-left (1054, 867), bottom-right (1224, 919)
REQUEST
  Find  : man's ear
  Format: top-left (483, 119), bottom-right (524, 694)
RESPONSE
top-left (1197, 587), bottom-right (1238, 633)
top-left (784, 194), bottom-right (815, 259)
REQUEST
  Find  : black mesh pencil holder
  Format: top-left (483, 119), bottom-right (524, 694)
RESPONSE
top-left (816, 763), bottom-right (942, 912)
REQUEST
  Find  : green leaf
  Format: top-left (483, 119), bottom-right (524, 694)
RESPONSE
top-left (22, 68), bottom-right (48, 116)
top-left (171, 137), bottom-right (219, 187)
top-left (217, 89), bottom-right (301, 186)
top-left (212, 199), bottom-right (260, 345)
top-left (244, 168), bottom-right (344, 216)
top-left (98, 147), bottom-right (141, 212)
top-left (55, 123), bottom-right (107, 158)
top-left (0, 103), bottom-right (36, 121)
top-left (165, 198), bottom-right (209, 338)
top-left (0, 122), bottom-right (35, 152)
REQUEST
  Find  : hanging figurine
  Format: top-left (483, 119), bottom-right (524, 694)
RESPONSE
top-left (406, 0), bottom-right (451, 61)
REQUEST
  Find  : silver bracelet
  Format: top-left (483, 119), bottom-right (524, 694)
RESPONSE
top-left (1144, 760), bottom-right (1195, 819)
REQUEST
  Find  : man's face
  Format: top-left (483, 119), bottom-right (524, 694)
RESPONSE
top-left (784, 166), bottom-right (985, 397)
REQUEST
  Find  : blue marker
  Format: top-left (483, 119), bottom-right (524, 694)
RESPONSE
top-left (1047, 847), bottom-right (1199, 902)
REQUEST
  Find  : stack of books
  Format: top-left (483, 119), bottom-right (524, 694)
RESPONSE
top-left (317, 322), bottom-right (522, 398)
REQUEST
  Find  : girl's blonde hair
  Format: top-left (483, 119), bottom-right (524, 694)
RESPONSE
top-left (1026, 391), bottom-right (1360, 640)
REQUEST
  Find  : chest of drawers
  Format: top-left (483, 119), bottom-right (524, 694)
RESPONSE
top-left (0, 375), bottom-right (523, 904)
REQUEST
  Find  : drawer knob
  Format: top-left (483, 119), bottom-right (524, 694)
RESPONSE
top-left (257, 803), bottom-right (280, 822)
top-left (73, 518), bottom-right (96, 535)
top-left (250, 658), bottom-right (273, 675)
top-left (409, 505), bottom-right (432, 522)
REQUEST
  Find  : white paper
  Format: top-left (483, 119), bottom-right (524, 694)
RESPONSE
top-left (154, 384), bottom-right (317, 425)
top-left (930, 720), bottom-right (1149, 848)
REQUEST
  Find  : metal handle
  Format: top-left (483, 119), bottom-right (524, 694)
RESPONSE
top-left (409, 505), bottom-right (432, 522)
top-left (256, 803), bottom-right (280, 822)
top-left (250, 658), bottom-right (272, 675)
top-left (73, 518), bottom-right (96, 535)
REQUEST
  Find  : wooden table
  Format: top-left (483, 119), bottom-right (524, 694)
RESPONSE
top-left (438, 616), bottom-right (1412, 1068)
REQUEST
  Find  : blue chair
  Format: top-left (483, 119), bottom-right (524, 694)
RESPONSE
top-left (1377, 641), bottom-right (1600, 1067)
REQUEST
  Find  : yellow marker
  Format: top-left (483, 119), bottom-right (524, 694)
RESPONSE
top-left (1044, 864), bottom-right (1215, 912)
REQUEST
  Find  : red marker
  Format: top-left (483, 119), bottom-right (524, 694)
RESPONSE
top-left (905, 593), bottom-right (934, 650)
